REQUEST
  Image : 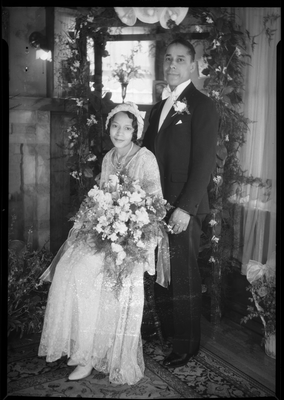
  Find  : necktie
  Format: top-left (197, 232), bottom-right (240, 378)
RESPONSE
top-left (161, 86), bottom-right (172, 100)
top-left (158, 89), bottom-right (176, 131)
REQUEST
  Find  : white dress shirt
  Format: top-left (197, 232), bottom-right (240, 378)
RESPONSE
top-left (158, 78), bottom-right (191, 131)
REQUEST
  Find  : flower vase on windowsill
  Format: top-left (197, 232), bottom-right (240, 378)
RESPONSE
top-left (121, 82), bottom-right (128, 103)
top-left (241, 252), bottom-right (276, 359)
top-left (264, 332), bottom-right (276, 358)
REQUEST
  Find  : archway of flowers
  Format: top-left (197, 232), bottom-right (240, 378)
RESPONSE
top-left (61, 6), bottom-right (278, 322)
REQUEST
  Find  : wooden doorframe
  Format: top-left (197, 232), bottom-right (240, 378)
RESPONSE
top-left (50, 111), bottom-right (74, 254)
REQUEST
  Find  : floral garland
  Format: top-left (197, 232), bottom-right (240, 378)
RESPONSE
top-left (191, 8), bottom-right (278, 321)
top-left (70, 172), bottom-right (171, 297)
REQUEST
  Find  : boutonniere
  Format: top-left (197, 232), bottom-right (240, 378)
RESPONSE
top-left (172, 98), bottom-right (190, 117)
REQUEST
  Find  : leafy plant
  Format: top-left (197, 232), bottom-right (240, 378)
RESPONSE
top-left (8, 241), bottom-right (53, 338)
top-left (241, 276), bottom-right (276, 341)
top-left (240, 256), bottom-right (276, 342)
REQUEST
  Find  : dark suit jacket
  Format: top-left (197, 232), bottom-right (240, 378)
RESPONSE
top-left (143, 82), bottom-right (219, 216)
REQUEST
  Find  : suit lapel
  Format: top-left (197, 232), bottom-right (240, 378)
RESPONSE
top-left (158, 105), bottom-right (177, 133)
top-left (151, 99), bottom-right (165, 135)
top-left (158, 82), bottom-right (196, 134)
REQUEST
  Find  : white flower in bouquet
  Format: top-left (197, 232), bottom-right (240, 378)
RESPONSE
top-left (98, 215), bottom-right (108, 226)
top-left (111, 243), bottom-right (126, 265)
top-left (118, 211), bottom-right (130, 222)
top-left (111, 242), bottom-right (123, 254)
top-left (117, 195), bottom-right (130, 208)
top-left (113, 221), bottom-right (128, 235)
top-left (109, 232), bottom-right (118, 242)
top-left (103, 192), bottom-right (113, 207)
top-left (134, 208), bottom-right (150, 225)
top-left (133, 230), bottom-right (142, 241)
top-left (132, 181), bottom-right (146, 196)
top-left (136, 240), bottom-right (145, 248)
top-left (129, 191), bottom-right (144, 204)
top-left (145, 197), bottom-right (153, 207)
top-left (116, 250), bottom-right (127, 265)
top-left (108, 174), bottom-right (120, 188)
top-left (88, 185), bottom-right (100, 199)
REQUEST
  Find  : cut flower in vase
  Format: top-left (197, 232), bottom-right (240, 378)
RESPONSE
top-left (70, 173), bottom-right (171, 296)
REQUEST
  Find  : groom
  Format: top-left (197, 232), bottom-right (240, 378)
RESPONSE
top-left (143, 37), bottom-right (219, 368)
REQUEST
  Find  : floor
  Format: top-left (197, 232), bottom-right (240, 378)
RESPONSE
top-left (199, 315), bottom-right (276, 393)
top-left (6, 314), bottom-right (277, 398)
top-left (143, 275), bottom-right (277, 395)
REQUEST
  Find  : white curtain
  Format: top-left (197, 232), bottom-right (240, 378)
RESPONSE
top-left (233, 7), bottom-right (280, 274)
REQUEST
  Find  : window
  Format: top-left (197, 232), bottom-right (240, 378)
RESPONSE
top-left (102, 40), bottom-right (155, 104)
top-left (55, 10), bottom-right (155, 103)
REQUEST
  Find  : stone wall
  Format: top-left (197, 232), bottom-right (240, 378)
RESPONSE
top-left (7, 7), bottom-right (51, 249)
top-left (9, 105), bottom-right (50, 249)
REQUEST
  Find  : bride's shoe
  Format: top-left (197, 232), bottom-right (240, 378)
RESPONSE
top-left (68, 362), bottom-right (93, 380)
top-left (67, 358), bottom-right (78, 366)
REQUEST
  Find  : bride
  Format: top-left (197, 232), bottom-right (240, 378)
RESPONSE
top-left (38, 102), bottom-right (170, 385)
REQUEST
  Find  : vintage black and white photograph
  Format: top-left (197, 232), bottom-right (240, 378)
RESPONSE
top-left (3, 6), bottom-right (280, 399)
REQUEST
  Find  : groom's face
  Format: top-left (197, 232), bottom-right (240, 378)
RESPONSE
top-left (163, 43), bottom-right (195, 90)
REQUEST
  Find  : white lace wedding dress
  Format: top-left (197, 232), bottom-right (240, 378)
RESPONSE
top-left (38, 147), bottom-right (163, 385)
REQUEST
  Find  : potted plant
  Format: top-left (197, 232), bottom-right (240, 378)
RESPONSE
top-left (241, 251), bottom-right (276, 358)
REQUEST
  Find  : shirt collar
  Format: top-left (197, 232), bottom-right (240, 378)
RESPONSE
top-left (171, 78), bottom-right (191, 100)
top-left (161, 79), bottom-right (191, 101)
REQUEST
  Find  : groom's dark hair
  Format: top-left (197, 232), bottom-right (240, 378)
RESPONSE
top-left (166, 37), bottom-right (196, 62)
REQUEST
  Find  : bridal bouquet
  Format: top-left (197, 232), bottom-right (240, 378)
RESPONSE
top-left (70, 173), bottom-right (171, 294)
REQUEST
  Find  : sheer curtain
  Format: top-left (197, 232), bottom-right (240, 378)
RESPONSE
top-left (233, 7), bottom-right (280, 274)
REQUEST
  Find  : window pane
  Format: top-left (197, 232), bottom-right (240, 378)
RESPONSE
top-left (87, 37), bottom-right (95, 79)
top-left (102, 41), bottom-right (155, 104)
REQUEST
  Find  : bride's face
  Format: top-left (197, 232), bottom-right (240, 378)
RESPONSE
top-left (110, 112), bottom-right (134, 151)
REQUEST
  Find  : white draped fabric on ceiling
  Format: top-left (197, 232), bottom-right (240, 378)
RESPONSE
top-left (233, 7), bottom-right (280, 274)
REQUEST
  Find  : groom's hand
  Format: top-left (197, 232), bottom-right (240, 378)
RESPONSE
top-left (169, 208), bottom-right (191, 234)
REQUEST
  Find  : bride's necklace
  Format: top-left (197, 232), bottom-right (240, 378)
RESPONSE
top-left (114, 142), bottom-right (134, 171)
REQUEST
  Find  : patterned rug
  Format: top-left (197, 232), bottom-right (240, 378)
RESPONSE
top-left (6, 335), bottom-right (275, 398)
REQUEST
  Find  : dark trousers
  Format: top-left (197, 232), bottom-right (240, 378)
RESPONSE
top-left (155, 214), bottom-right (204, 354)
